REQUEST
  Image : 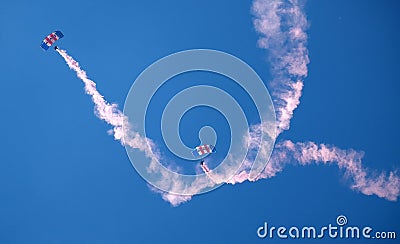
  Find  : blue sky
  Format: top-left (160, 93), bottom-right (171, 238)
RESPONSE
top-left (1, 0), bottom-right (399, 243)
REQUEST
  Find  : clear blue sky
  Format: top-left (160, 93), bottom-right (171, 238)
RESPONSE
top-left (0, 0), bottom-right (399, 243)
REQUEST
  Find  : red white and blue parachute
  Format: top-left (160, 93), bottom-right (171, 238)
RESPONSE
top-left (40, 31), bottom-right (63, 50)
top-left (192, 144), bottom-right (216, 157)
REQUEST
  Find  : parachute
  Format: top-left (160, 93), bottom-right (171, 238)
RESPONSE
top-left (40, 31), bottom-right (64, 50)
top-left (192, 144), bottom-right (216, 157)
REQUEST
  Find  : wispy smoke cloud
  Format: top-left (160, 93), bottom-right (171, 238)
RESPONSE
top-left (259, 141), bottom-right (399, 201)
top-left (252, 0), bottom-right (309, 135)
top-left (223, 0), bottom-right (400, 202)
top-left (56, 49), bottom-right (150, 154)
top-left (56, 0), bottom-right (399, 206)
top-left (56, 49), bottom-right (124, 138)
top-left (216, 136), bottom-right (400, 201)
top-left (56, 48), bottom-right (201, 206)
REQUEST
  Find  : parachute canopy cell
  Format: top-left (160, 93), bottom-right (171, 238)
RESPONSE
top-left (192, 144), bottom-right (216, 157)
top-left (40, 31), bottom-right (63, 50)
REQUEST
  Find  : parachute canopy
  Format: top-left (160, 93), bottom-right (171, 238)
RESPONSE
top-left (192, 144), bottom-right (216, 157)
top-left (40, 31), bottom-right (63, 50)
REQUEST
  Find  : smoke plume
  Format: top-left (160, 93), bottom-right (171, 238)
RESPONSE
top-left (55, 0), bottom-right (400, 205)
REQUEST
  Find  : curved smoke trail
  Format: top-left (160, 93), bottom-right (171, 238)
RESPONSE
top-left (56, 49), bottom-right (155, 160)
top-left (55, 0), bottom-right (400, 206)
top-left (56, 48), bottom-right (195, 206)
top-left (252, 0), bottom-right (309, 136)
top-left (221, 0), bottom-right (400, 203)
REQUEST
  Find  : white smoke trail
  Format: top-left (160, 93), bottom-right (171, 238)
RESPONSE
top-left (223, 139), bottom-right (400, 201)
top-left (221, 0), bottom-right (400, 202)
top-left (56, 49), bottom-right (124, 136)
top-left (55, 0), bottom-right (400, 205)
top-left (252, 0), bottom-right (309, 136)
top-left (273, 141), bottom-right (400, 201)
top-left (56, 48), bottom-right (196, 205)
top-left (56, 48), bottom-right (157, 164)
